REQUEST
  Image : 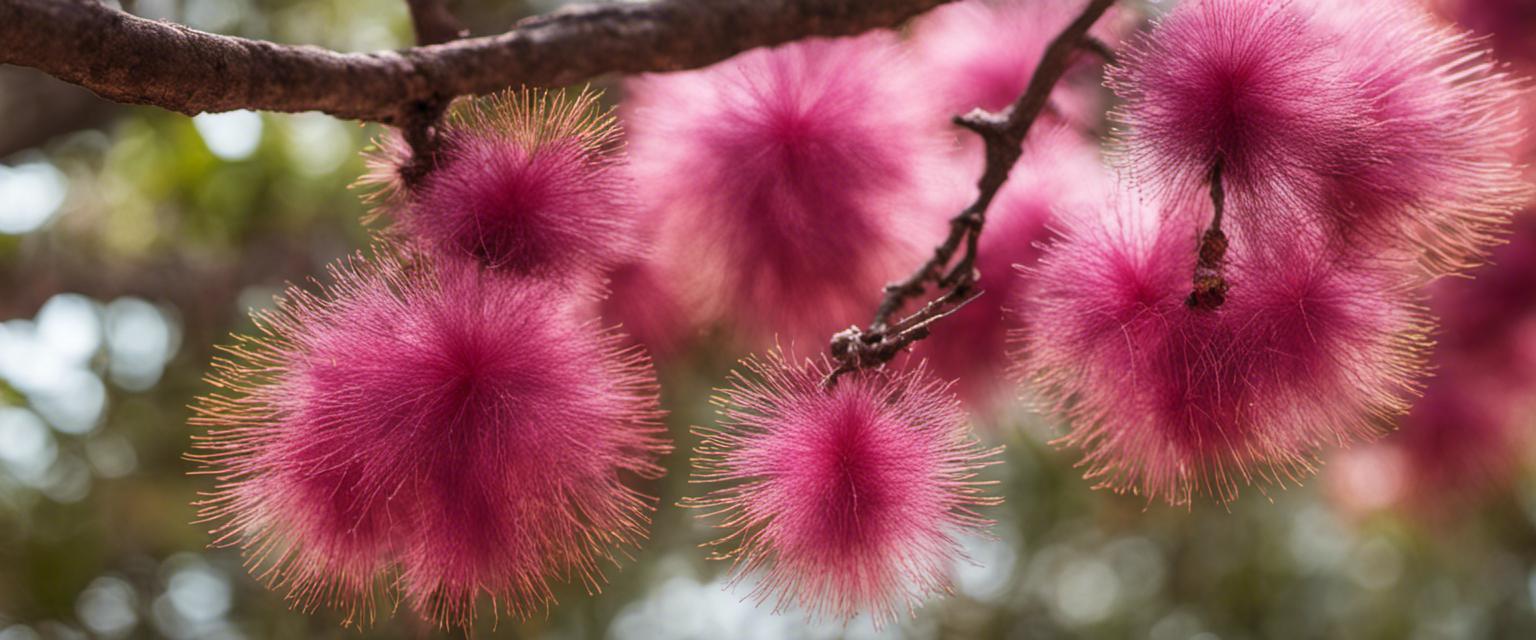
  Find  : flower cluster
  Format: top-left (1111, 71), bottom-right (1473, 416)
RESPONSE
top-left (1018, 0), bottom-right (1528, 505)
top-left (188, 0), bottom-right (1532, 630)
top-left (192, 89), bottom-right (671, 629)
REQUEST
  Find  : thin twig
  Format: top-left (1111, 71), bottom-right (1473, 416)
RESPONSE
top-left (1079, 36), bottom-right (1117, 65)
top-left (824, 0), bottom-right (1118, 387)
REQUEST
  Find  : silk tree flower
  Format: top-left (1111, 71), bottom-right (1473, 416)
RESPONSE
top-left (1107, 0), bottom-right (1374, 241)
top-left (360, 88), bottom-right (642, 279)
top-left (1302, 0), bottom-right (1529, 274)
top-left (913, 127), bottom-right (1108, 409)
top-left (624, 34), bottom-right (956, 351)
top-left (688, 351), bottom-right (999, 624)
top-left (188, 247), bottom-right (669, 629)
top-left (1014, 190), bottom-right (1430, 505)
top-left (1114, 0), bottom-right (1528, 276)
top-left (598, 259), bottom-right (694, 362)
top-left (1431, 0), bottom-right (1536, 66)
top-left (908, 0), bottom-right (1129, 130)
top-left (1334, 212), bottom-right (1536, 515)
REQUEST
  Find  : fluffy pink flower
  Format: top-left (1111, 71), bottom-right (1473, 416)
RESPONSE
top-left (624, 34), bottom-right (955, 351)
top-left (688, 352), bottom-right (999, 624)
top-left (1015, 191), bottom-right (1430, 505)
top-left (1304, 0), bottom-right (1529, 274)
top-left (598, 259), bottom-right (694, 361)
top-left (909, 0), bottom-right (1127, 128)
top-left (1385, 361), bottom-right (1533, 513)
top-left (188, 247), bottom-right (669, 629)
top-left (913, 127), bottom-right (1107, 408)
top-left (1115, 0), bottom-right (1529, 275)
top-left (1431, 0), bottom-right (1536, 65)
top-left (1108, 0), bottom-right (1372, 238)
top-left (362, 88), bottom-right (642, 278)
top-left (1335, 212), bottom-right (1536, 515)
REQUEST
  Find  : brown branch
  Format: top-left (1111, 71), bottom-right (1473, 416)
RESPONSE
top-left (824, 0), bottom-right (1118, 387)
top-left (0, 0), bottom-right (955, 127)
top-left (406, 0), bottom-right (468, 46)
top-left (399, 0), bottom-right (469, 185)
top-left (1187, 157), bottom-right (1230, 311)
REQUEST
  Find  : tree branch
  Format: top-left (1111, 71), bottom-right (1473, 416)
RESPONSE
top-left (0, 0), bottom-right (954, 126)
top-left (825, 0), bottom-right (1117, 387)
top-left (406, 0), bottom-right (468, 46)
top-left (399, 0), bottom-right (468, 185)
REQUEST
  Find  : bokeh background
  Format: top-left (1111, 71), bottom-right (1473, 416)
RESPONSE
top-left (4, 0), bottom-right (1536, 638)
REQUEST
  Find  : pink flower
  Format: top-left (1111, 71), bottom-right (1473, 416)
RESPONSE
top-left (1108, 0), bottom-right (1372, 239)
top-left (598, 259), bottom-right (695, 362)
top-left (624, 34), bottom-right (956, 351)
top-left (1015, 190), bottom-right (1429, 505)
top-left (1304, 0), bottom-right (1529, 274)
top-left (913, 127), bottom-right (1108, 409)
top-left (363, 88), bottom-right (642, 278)
top-left (1335, 212), bottom-right (1536, 516)
top-left (909, 0), bottom-right (1128, 128)
top-left (1430, 0), bottom-right (1536, 65)
top-left (1114, 0), bottom-right (1529, 276)
top-left (688, 351), bottom-right (999, 624)
top-left (188, 247), bottom-right (669, 629)
top-left (1385, 361), bottom-right (1531, 513)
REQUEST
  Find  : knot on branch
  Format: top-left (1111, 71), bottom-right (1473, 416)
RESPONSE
top-left (1186, 226), bottom-right (1229, 311)
top-left (398, 97), bottom-right (452, 188)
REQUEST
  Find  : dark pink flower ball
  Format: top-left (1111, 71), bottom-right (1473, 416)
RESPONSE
top-left (189, 247), bottom-right (669, 629)
top-left (689, 352), bottom-right (999, 624)
top-left (365, 89), bottom-right (643, 279)
top-left (624, 34), bottom-right (956, 351)
top-left (1015, 191), bottom-right (1429, 505)
top-left (1108, 0), bottom-right (1372, 237)
top-left (1305, 0), bottom-right (1529, 274)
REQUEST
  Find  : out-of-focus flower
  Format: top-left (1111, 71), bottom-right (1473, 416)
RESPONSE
top-left (908, 0), bottom-right (1129, 130)
top-left (624, 34), bottom-right (957, 352)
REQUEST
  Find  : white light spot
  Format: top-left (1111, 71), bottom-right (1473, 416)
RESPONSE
top-left (283, 114), bottom-right (352, 176)
top-left (0, 407), bottom-right (57, 486)
top-left (954, 534), bottom-right (1018, 603)
top-left (167, 564), bottom-right (232, 623)
top-left (0, 626), bottom-right (41, 640)
top-left (77, 576), bottom-right (139, 638)
top-left (104, 298), bottom-right (176, 391)
top-left (1054, 557), bottom-right (1121, 626)
top-left (0, 162), bottom-right (67, 234)
top-left (35, 294), bottom-right (101, 365)
top-left (193, 111), bottom-right (263, 161)
top-left (30, 368), bottom-right (107, 435)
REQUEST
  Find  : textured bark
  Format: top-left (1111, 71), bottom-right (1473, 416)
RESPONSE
top-left (0, 0), bottom-right (953, 125)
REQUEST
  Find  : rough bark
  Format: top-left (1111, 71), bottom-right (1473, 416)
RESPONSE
top-left (0, 0), bottom-right (953, 125)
